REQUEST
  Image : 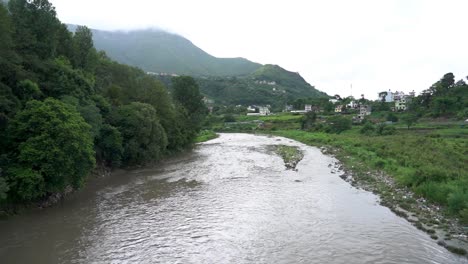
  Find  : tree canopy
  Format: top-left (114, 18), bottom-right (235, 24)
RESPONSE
top-left (0, 0), bottom-right (207, 207)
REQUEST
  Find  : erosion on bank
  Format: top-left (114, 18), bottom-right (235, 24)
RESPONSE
top-left (267, 130), bottom-right (468, 256)
top-left (271, 145), bottom-right (304, 170)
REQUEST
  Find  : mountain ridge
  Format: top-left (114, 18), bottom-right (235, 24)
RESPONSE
top-left (67, 25), bottom-right (328, 105)
top-left (67, 25), bottom-right (262, 76)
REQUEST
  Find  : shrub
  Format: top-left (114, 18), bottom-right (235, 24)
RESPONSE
top-left (223, 114), bottom-right (236, 123)
top-left (327, 116), bottom-right (352, 134)
top-left (447, 190), bottom-right (468, 214)
top-left (376, 124), bottom-right (396, 135)
top-left (386, 113), bottom-right (398, 122)
top-left (360, 122), bottom-right (375, 135)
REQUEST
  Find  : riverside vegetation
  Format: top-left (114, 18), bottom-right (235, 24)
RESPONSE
top-left (0, 0), bottom-right (207, 212)
top-left (203, 73), bottom-right (468, 255)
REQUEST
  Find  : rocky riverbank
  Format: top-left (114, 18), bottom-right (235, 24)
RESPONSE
top-left (321, 146), bottom-right (468, 257)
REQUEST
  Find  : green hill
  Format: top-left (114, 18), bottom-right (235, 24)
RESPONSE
top-left (67, 25), bottom-right (261, 76)
top-left (67, 26), bottom-right (328, 106)
top-left (161, 64), bottom-right (328, 109)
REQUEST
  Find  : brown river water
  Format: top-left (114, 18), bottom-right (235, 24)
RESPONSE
top-left (0, 133), bottom-right (466, 264)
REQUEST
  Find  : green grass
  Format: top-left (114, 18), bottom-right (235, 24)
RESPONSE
top-left (194, 130), bottom-right (218, 143)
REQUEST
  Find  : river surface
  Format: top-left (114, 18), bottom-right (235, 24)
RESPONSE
top-left (0, 133), bottom-right (466, 264)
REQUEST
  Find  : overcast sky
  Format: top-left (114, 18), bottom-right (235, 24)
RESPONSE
top-left (50, 0), bottom-right (468, 99)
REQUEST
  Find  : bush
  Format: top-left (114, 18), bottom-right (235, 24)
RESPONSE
top-left (360, 122), bottom-right (375, 135)
top-left (223, 114), bottom-right (236, 123)
top-left (447, 190), bottom-right (468, 214)
top-left (414, 182), bottom-right (454, 205)
top-left (6, 167), bottom-right (45, 201)
top-left (386, 113), bottom-right (398, 122)
top-left (327, 116), bottom-right (352, 134)
top-left (460, 208), bottom-right (468, 224)
top-left (376, 124), bottom-right (396, 135)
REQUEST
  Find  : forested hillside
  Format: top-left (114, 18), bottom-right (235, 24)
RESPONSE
top-left (0, 0), bottom-right (206, 208)
top-left (156, 64), bottom-right (328, 109)
top-left (67, 25), bottom-right (262, 77)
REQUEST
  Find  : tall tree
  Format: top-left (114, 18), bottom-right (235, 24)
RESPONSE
top-left (72, 26), bottom-right (98, 72)
top-left (172, 76), bottom-right (207, 133)
top-left (114, 102), bottom-right (168, 165)
top-left (8, 0), bottom-right (61, 60)
top-left (7, 98), bottom-right (95, 201)
top-left (0, 2), bottom-right (20, 88)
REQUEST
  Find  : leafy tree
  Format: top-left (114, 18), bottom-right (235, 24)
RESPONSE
top-left (376, 124), bottom-right (396, 135)
top-left (386, 113), bottom-right (398, 122)
top-left (0, 176), bottom-right (9, 202)
top-left (114, 102), bottom-right (168, 165)
top-left (41, 57), bottom-right (94, 99)
top-left (172, 76), bottom-right (207, 131)
top-left (6, 166), bottom-right (44, 201)
top-left (72, 26), bottom-right (98, 72)
top-left (0, 2), bottom-right (20, 88)
top-left (15, 79), bottom-right (43, 101)
top-left (8, 0), bottom-right (62, 60)
top-left (223, 114), bottom-right (236, 122)
top-left (7, 98), bottom-right (95, 200)
top-left (96, 124), bottom-right (123, 167)
top-left (301, 111), bottom-right (317, 130)
top-left (401, 114), bottom-right (418, 130)
top-left (327, 116), bottom-right (352, 134)
top-left (61, 96), bottom-right (103, 140)
top-left (360, 122), bottom-right (375, 135)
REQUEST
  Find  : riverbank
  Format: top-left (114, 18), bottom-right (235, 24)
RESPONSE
top-left (267, 129), bottom-right (468, 256)
top-left (195, 130), bottom-right (219, 143)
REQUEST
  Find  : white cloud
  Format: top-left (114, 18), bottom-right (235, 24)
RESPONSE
top-left (50, 0), bottom-right (468, 99)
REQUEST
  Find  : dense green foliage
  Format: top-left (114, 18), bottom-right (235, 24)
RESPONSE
top-left (7, 98), bottom-right (95, 201)
top-left (410, 73), bottom-right (468, 118)
top-left (0, 0), bottom-right (206, 207)
top-left (69, 26), bottom-right (262, 76)
top-left (194, 130), bottom-right (218, 143)
top-left (193, 65), bottom-right (327, 110)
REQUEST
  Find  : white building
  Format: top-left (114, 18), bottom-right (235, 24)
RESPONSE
top-left (395, 97), bottom-right (407, 111)
top-left (378, 90), bottom-right (394, 102)
top-left (247, 106), bottom-right (271, 116)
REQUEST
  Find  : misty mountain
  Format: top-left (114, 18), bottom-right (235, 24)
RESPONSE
top-left (67, 25), bottom-right (327, 105)
top-left (67, 25), bottom-right (261, 76)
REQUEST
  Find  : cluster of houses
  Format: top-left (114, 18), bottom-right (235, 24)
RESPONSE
top-left (204, 89), bottom-right (415, 119)
top-left (255, 80), bottom-right (277, 86)
top-left (283, 94), bottom-right (373, 122)
top-left (378, 89), bottom-right (415, 111)
top-left (247, 105), bottom-right (271, 116)
top-left (146, 72), bottom-right (179, 77)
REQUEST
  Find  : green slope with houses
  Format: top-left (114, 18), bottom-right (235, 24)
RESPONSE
top-left (155, 64), bottom-right (328, 111)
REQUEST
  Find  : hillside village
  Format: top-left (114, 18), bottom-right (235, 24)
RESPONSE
top-left (206, 89), bottom-right (417, 126)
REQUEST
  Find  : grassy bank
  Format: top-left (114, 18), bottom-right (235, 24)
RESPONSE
top-left (270, 128), bottom-right (468, 255)
top-left (271, 129), bottom-right (468, 222)
top-left (194, 130), bottom-right (218, 143)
